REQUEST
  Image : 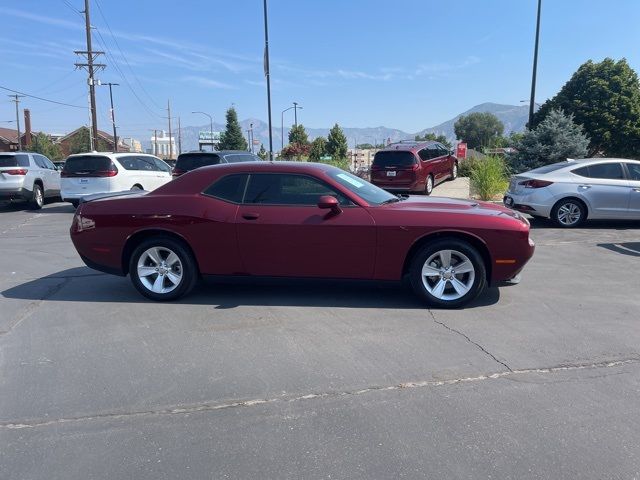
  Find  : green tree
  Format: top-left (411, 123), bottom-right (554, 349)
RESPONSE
top-left (280, 143), bottom-right (310, 160)
top-left (509, 109), bottom-right (589, 173)
top-left (288, 124), bottom-right (309, 145)
top-left (414, 132), bottom-right (452, 149)
top-left (257, 144), bottom-right (267, 160)
top-left (454, 112), bottom-right (504, 150)
top-left (309, 136), bottom-right (327, 161)
top-left (532, 58), bottom-right (640, 158)
top-left (219, 107), bottom-right (248, 151)
top-left (29, 132), bottom-right (63, 160)
top-left (326, 123), bottom-right (348, 160)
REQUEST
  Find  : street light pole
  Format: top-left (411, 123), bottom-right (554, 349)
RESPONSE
top-left (192, 111), bottom-right (214, 152)
top-left (281, 104), bottom-right (303, 152)
top-left (528, 0), bottom-right (542, 129)
top-left (263, 0), bottom-right (273, 160)
top-left (101, 82), bottom-right (119, 152)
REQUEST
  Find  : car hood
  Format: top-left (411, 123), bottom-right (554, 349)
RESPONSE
top-left (381, 195), bottom-right (513, 216)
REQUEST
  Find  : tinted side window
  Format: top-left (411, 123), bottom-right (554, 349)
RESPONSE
top-left (119, 156), bottom-right (140, 171)
top-left (203, 174), bottom-right (248, 203)
top-left (573, 163), bottom-right (624, 180)
top-left (244, 174), bottom-right (349, 205)
top-left (153, 158), bottom-right (171, 172)
top-left (176, 153), bottom-right (220, 170)
top-left (137, 156), bottom-right (159, 171)
top-left (42, 157), bottom-right (56, 170)
top-left (419, 147), bottom-right (440, 161)
top-left (34, 155), bottom-right (48, 168)
top-left (625, 163), bottom-right (640, 181)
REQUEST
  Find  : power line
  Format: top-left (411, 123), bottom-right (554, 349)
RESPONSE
top-left (93, 0), bottom-right (164, 111)
top-left (0, 85), bottom-right (87, 109)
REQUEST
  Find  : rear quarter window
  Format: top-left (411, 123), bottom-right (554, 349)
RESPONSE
top-left (202, 174), bottom-right (248, 203)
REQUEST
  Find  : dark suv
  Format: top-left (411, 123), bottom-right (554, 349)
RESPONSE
top-left (370, 141), bottom-right (457, 195)
top-left (172, 150), bottom-right (262, 177)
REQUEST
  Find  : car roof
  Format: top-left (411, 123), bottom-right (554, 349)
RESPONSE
top-left (66, 152), bottom-right (161, 160)
top-left (195, 160), bottom-right (336, 174)
top-left (178, 150), bottom-right (256, 156)
top-left (570, 158), bottom-right (640, 164)
top-left (381, 141), bottom-right (440, 152)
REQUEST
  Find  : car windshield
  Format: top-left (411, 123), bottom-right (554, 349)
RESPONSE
top-left (327, 169), bottom-right (397, 205)
top-left (63, 155), bottom-right (112, 173)
top-left (223, 153), bottom-right (261, 163)
top-left (373, 151), bottom-right (416, 167)
top-left (528, 161), bottom-right (578, 174)
top-left (0, 154), bottom-right (29, 167)
top-left (176, 153), bottom-right (219, 170)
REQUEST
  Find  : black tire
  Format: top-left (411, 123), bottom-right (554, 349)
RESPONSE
top-left (131, 184), bottom-right (143, 191)
top-left (551, 198), bottom-right (586, 228)
top-left (450, 161), bottom-right (458, 180)
top-left (29, 184), bottom-right (44, 210)
top-left (409, 238), bottom-right (486, 308)
top-left (70, 200), bottom-right (80, 208)
top-left (424, 175), bottom-right (434, 196)
top-left (129, 236), bottom-right (198, 301)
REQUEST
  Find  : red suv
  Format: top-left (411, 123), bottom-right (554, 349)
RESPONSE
top-left (371, 141), bottom-right (457, 195)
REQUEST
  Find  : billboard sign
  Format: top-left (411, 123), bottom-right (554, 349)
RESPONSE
top-left (198, 131), bottom-right (221, 143)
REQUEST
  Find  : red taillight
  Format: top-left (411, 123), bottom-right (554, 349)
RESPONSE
top-left (519, 179), bottom-right (553, 189)
top-left (172, 168), bottom-right (185, 177)
top-left (3, 169), bottom-right (28, 175)
top-left (94, 169), bottom-right (118, 177)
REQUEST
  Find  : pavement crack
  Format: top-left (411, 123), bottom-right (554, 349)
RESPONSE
top-left (429, 310), bottom-right (513, 372)
top-left (2, 357), bottom-right (638, 431)
top-left (0, 277), bottom-right (71, 337)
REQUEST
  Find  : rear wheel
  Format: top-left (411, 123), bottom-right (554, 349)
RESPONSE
top-left (131, 184), bottom-right (143, 191)
top-left (129, 237), bottom-right (198, 301)
top-left (409, 239), bottom-right (486, 308)
top-left (424, 175), bottom-right (434, 196)
top-left (30, 184), bottom-right (44, 210)
top-left (551, 198), bottom-right (586, 228)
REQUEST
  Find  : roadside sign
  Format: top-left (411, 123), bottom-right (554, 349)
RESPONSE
top-left (320, 155), bottom-right (332, 161)
top-left (199, 131), bottom-right (221, 142)
top-left (456, 142), bottom-right (467, 159)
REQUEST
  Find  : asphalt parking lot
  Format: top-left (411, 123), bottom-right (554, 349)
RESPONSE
top-left (1, 201), bottom-right (639, 479)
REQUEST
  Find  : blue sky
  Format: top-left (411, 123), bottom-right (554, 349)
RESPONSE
top-left (1, 0), bottom-right (639, 140)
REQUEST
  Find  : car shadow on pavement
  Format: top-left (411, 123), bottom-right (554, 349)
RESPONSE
top-left (528, 217), bottom-right (639, 230)
top-left (1, 267), bottom-right (500, 310)
top-left (0, 202), bottom-right (74, 214)
top-left (597, 242), bottom-right (640, 257)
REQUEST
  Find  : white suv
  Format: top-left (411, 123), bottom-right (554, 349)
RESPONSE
top-left (0, 152), bottom-right (61, 209)
top-left (61, 152), bottom-right (172, 207)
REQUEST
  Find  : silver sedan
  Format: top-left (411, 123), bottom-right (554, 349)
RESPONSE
top-left (504, 158), bottom-right (640, 227)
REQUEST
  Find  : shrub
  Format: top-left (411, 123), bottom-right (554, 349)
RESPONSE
top-left (458, 157), bottom-right (478, 177)
top-left (469, 156), bottom-right (509, 201)
top-left (320, 158), bottom-right (350, 171)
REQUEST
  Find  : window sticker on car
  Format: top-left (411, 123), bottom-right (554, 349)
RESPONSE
top-left (337, 173), bottom-right (364, 188)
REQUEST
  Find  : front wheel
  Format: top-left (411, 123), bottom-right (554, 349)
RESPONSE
top-left (409, 239), bottom-right (486, 308)
top-left (129, 237), bottom-right (198, 301)
top-left (450, 162), bottom-right (458, 180)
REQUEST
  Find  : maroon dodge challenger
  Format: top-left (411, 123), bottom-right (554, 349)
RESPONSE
top-left (70, 161), bottom-right (534, 308)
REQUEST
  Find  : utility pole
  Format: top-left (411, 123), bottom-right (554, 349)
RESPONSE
top-left (263, 0), bottom-right (273, 160)
top-left (177, 116), bottom-right (182, 154)
top-left (8, 94), bottom-right (24, 150)
top-left (293, 102), bottom-right (299, 127)
top-left (151, 129), bottom-right (158, 157)
top-left (167, 100), bottom-right (173, 159)
top-left (75, 0), bottom-right (105, 149)
top-left (250, 122), bottom-right (254, 153)
top-left (101, 82), bottom-right (119, 152)
top-left (528, 0), bottom-right (542, 129)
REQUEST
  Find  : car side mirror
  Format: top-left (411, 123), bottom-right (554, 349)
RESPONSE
top-left (317, 195), bottom-right (342, 214)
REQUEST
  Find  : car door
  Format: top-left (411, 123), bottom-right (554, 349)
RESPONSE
top-left (571, 162), bottom-right (630, 218)
top-left (40, 155), bottom-right (61, 195)
top-left (236, 173), bottom-right (377, 278)
top-left (437, 143), bottom-right (454, 179)
top-left (33, 154), bottom-right (56, 197)
top-left (623, 162), bottom-right (640, 219)
top-left (152, 158), bottom-right (173, 186)
top-left (133, 156), bottom-right (161, 190)
top-left (418, 145), bottom-right (443, 181)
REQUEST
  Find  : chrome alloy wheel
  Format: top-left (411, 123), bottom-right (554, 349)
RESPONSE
top-left (136, 246), bottom-right (183, 294)
top-left (421, 249), bottom-right (475, 301)
top-left (35, 187), bottom-right (43, 207)
top-left (556, 202), bottom-right (582, 226)
top-left (425, 176), bottom-right (434, 195)
top-left (452, 163), bottom-right (458, 178)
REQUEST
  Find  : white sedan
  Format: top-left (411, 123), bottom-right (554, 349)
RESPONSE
top-left (504, 158), bottom-right (640, 227)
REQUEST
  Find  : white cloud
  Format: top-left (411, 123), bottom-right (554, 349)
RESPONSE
top-left (181, 76), bottom-right (236, 90)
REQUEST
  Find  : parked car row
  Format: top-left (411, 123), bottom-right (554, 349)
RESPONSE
top-left (0, 150), bottom-right (262, 209)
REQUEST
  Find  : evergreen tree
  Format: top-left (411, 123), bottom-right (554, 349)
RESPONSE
top-left (510, 109), bottom-right (589, 173)
top-left (288, 124), bottom-right (309, 145)
top-left (532, 58), bottom-right (640, 158)
top-left (219, 107), bottom-right (248, 150)
top-left (326, 123), bottom-right (348, 160)
top-left (257, 144), bottom-right (267, 160)
top-left (309, 137), bottom-right (327, 161)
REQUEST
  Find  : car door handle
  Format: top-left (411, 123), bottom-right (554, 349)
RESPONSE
top-left (242, 212), bottom-right (260, 220)
top-left (578, 184), bottom-right (592, 189)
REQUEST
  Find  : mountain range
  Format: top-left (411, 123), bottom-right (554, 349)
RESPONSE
top-left (149, 102), bottom-right (530, 153)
